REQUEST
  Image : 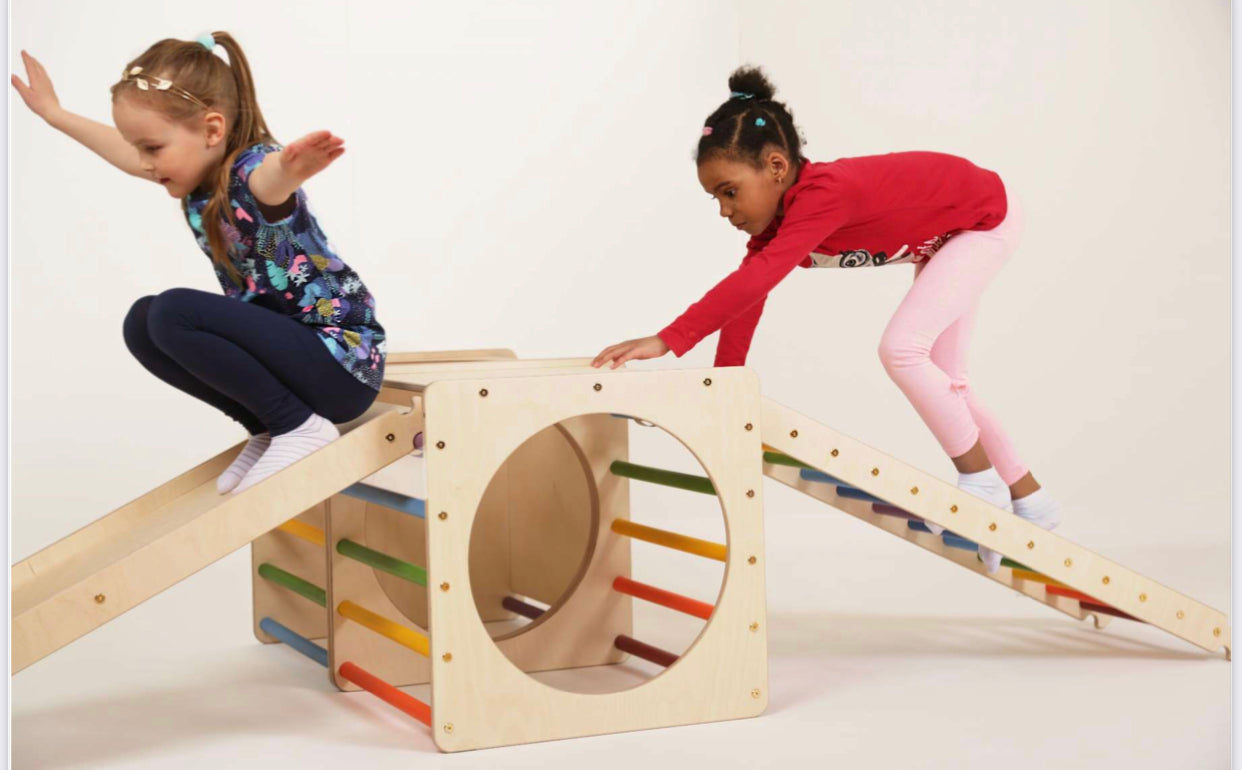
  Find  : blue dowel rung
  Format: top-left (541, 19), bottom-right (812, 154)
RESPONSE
top-left (260, 617), bottom-right (329, 668)
top-left (341, 482), bottom-right (426, 519)
top-left (798, 468), bottom-right (847, 486)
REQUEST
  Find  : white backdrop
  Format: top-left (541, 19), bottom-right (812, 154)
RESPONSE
top-left (11, 2), bottom-right (1228, 568)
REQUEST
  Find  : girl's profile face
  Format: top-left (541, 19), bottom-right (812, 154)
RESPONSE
top-left (112, 97), bottom-right (227, 198)
top-left (697, 149), bottom-right (794, 236)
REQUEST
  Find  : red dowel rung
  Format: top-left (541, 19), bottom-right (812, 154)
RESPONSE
top-left (1077, 600), bottom-right (1142, 623)
top-left (1044, 584), bottom-right (1101, 604)
top-left (338, 661), bottom-right (432, 727)
top-left (612, 576), bottom-right (714, 620)
top-left (615, 634), bottom-right (679, 667)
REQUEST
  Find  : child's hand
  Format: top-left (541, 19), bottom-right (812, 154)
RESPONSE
top-left (278, 130), bottom-right (345, 185)
top-left (592, 335), bottom-right (671, 369)
top-left (11, 50), bottom-right (63, 123)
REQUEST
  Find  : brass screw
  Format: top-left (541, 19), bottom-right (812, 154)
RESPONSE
top-left (1102, 576), bottom-right (1111, 585)
top-left (950, 505), bottom-right (959, 513)
top-left (1176, 610), bottom-right (1185, 620)
top-left (1139, 593), bottom-right (1148, 603)
top-left (910, 486), bottom-right (919, 495)
top-left (94, 594), bottom-right (106, 604)
top-left (750, 688), bottom-right (761, 699)
top-left (871, 468), bottom-right (880, 476)
top-left (436, 441), bottom-right (446, 450)
top-left (703, 377), bottom-right (713, 387)
top-left (438, 512), bottom-right (448, 521)
top-left (745, 423), bottom-right (753, 431)
top-left (747, 555), bottom-right (757, 565)
top-left (593, 383), bottom-right (602, 392)
top-left (440, 582), bottom-right (451, 592)
top-left (442, 653), bottom-right (453, 662)
top-left (1064, 558), bottom-right (1073, 568)
top-left (746, 489), bottom-right (755, 498)
top-left (790, 430), bottom-right (799, 438)
top-left (830, 449), bottom-right (839, 457)
top-left (988, 523), bottom-right (997, 532)
top-left (385, 433), bottom-right (395, 442)
top-left (1027, 541), bottom-right (1035, 550)
top-left (479, 388), bottom-right (488, 397)
top-left (1214, 627), bottom-right (1222, 637)
top-left (443, 723), bottom-right (454, 734)
top-left (749, 622), bottom-right (760, 632)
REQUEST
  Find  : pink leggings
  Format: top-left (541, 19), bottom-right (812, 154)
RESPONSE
top-left (877, 195), bottom-right (1027, 485)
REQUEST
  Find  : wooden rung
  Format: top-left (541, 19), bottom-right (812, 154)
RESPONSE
top-left (609, 461), bottom-right (716, 496)
top-left (872, 503), bottom-right (918, 520)
top-left (338, 661), bottom-right (431, 727)
top-left (1044, 584), bottom-right (1102, 604)
top-left (257, 563), bottom-right (326, 608)
top-left (502, 595), bottom-right (546, 620)
top-left (799, 468), bottom-right (846, 486)
top-left (1079, 600), bottom-right (1142, 623)
top-left (1011, 567), bottom-right (1071, 591)
top-left (610, 519), bottom-right (727, 562)
top-left (614, 634), bottom-right (679, 667)
top-left (611, 576), bottom-right (714, 620)
top-left (337, 600), bottom-right (430, 657)
top-left (336, 539), bottom-right (427, 586)
top-left (259, 617), bottom-right (328, 667)
top-left (340, 483), bottom-right (427, 519)
top-left (277, 519), bottom-right (325, 547)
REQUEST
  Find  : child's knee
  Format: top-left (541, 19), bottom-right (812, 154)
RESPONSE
top-left (122, 295), bottom-right (158, 349)
top-left (877, 327), bottom-right (928, 378)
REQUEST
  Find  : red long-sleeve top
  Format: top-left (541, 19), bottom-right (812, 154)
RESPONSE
top-left (657, 151), bottom-right (1009, 366)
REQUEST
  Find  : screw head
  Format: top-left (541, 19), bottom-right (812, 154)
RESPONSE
top-left (385, 433), bottom-right (395, 442)
top-left (442, 653), bottom-right (453, 662)
top-left (830, 449), bottom-right (839, 457)
top-left (1139, 593), bottom-right (1148, 602)
top-left (443, 723), bottom-right (454, 734)
top-left (94, 594), bottom-right (106, 604)
top-left (950, 505), bottom-right (959, 513)
top-left (440, 582), bottom-right (451, 592)
top-left (749, 622), bottom-right (759, 632)
top-left (1027, 541), bottom-right (1035, 549)
top-left (438, 512), bottom-right (448, 521)
top-left (435, 440), bottom-right (446, 450)
top-left (593, 383), bottom-right (602, 392)
top-left (910, 486), bottom-right (919, 495)
top-left (746, 489), bottom-right (755, 498)
top-left (747, 555), bottom-right (757, 565)
top-left (745, 423), bottom-right (753, 431)
top-left (1176, 610), bottom-right (1185, 619)
top-left (1214, 627), bottom-right (1222, 637)
top-left (988, 523), bottom-right (997, 531)
top-left (871, 468), bottom-right (880, 476)
top-left (703, 377), bottom-right (713, 386)
top-left (1102, 576), bottom-right (1111, 585)
top-left (790, 429), bottom-right (799, 438)
top-left (479, 388), bottom-right (489, 397)
top-left (750, 688), bottom-right (762, 699)
top-left (1064, 558), bottom-right (1073, 568)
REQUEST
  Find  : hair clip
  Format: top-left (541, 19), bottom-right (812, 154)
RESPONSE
top-left (121, 65), bottom-right (209, 109)
top-left (702, 126), bottom-right (713, 136)
top-left (730, 91), bottom-right (754, 100)
top-left (754, 117), bottom-right (766, 127)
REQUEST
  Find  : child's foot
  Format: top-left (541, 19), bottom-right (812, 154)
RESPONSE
top-left (979, 489), bottom-right (1060, 573)
top-left (232, 414), bottom-right (339, 494)
top-left (217, 432), bottom-right (271, 494)
top-left (925, 467), bottom-right (1011, 535)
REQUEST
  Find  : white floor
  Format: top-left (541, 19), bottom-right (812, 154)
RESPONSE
top-left (11, 510), bottom-right (1231, 769)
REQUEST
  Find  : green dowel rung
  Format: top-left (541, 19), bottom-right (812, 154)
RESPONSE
top-left (610, 460), bottom-right (716, 496)
top-left (336, 539), bottom-right (428, 587)
top-left (257, 563), bottom-right (326, 607)
top-left (1001, 557), bottom-right (1029, 571)
top-left (762, 451), bottom-right (811, 469)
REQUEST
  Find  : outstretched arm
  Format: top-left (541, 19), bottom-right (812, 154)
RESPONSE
top-left (247, 130), bottom-right (345, 207)
top-left (11, 50), bottom-right (149, 179)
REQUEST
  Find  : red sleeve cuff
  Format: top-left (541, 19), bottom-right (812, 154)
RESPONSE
top-left (656, 326), bottom-right (694, 358)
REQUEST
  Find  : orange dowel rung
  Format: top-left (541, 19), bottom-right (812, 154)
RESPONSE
top-left (612, 576), bottom-right (714, 620)
top-left (338, 661), bottom-right (431, 727)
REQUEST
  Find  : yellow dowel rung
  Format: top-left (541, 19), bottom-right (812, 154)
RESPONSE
top-left (337, 600), bottom-right (430, 657)
top-left (611, 519), bottom-right (727, 562)
top-left (1011, 568), bottom-right (1070, 591)
top-left (278, 519), bottom-right (325, 547)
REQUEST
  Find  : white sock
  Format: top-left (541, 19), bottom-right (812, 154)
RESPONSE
top-left (925, 467), bottom-right (1011, 535)
top-left (232, 414), bottom-right (339, 494)
top-left (217, 433), bottom-right (270, 494)
top-left (980, 489), bottom-right (1059, 575)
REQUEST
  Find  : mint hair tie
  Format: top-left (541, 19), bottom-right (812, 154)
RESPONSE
top-left (754, 117), bottom-right (766, 127)
top-left (196, 33), bottom-right (216, 51)
top-left (730, 91), bottom-right (754, 100)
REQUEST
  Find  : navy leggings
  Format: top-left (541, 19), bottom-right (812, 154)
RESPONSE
top-left (123, 288), bottom-right (379, 436)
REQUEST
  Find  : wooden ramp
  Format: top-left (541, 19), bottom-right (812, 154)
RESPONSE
top-left (11, 403), bottom-right (422, 673)
top-left (760, 397), bottom-right (1231, 659)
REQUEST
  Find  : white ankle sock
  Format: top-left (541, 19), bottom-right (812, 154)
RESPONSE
top-left (925, 467), bottom-right (1011, 536)
top-left (980, 490), bottom-right (1059, 575)
top-left (217, 433), bottom-right (270, 494)
top-left (232, 414), bottom-right (340, 494)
